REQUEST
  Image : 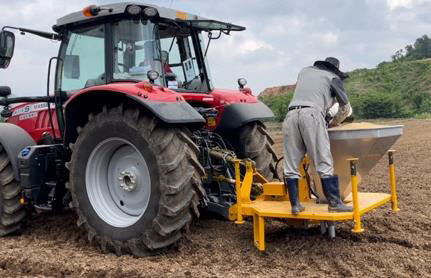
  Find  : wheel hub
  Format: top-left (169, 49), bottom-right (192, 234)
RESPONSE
top-left (118, 170), bottom-right (138, 192)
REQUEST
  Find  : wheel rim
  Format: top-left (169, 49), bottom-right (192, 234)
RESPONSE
top-left (85, 137), bottom-right (151, 228)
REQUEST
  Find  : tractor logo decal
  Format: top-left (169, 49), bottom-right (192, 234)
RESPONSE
top-left (20, 147), bottom-right (31, 157)
top-left (12, 103), bottom-right (55, 117)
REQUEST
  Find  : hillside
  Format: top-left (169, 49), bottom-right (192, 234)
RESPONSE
top-left (259, 59), bottom-right (431, 121)
top-left (346, 58), bottom-right (431, 96)
top-left (260, 84), bottom-right (296, 98)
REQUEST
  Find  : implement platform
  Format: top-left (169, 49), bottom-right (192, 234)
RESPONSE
top-left (228, 152), bottom-right (400, 251)
top-left (241, 193), bottom-right (390, 251)
top-left (249, 193), bottom-right (390, 220)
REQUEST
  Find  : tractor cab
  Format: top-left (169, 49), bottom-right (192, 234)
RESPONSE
top-left (0, 2), bottom-right (279, 257)
top-left (53, 3), bottom-right (245, 94)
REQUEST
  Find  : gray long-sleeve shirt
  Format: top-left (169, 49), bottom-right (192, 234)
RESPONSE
top-left (289, 66), bottom-right (349, 119)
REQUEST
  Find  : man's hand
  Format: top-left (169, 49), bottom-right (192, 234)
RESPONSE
top-left (329, 121), bottom-right (340, 128)
top-left (341, 116), bottom-right (354, 123)
top-left (332, 102), bottom-right (352, 126)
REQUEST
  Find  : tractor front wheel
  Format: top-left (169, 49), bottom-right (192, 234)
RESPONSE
top-left (0, 143), bottom-right (26, 236)
top-left (68, 106), bottom-right (204, 256)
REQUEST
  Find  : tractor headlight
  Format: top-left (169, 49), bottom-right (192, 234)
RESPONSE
top-left (147, 70), bottom-right (159, 83)
top-left (238, 78), bottom-right (247, 89)
top-left (127, 5), bottom-right (142, 15)
top-left (143, 7), bottom-right (157, 17)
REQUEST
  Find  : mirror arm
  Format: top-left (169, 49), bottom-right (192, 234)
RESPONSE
top-left (0, 96), bottom-right (56, 106)
top-left (204, 31), bottom-right (222, 57)
top-left (2, 26), bottom-right (61, 41)
top-left (204, 35), bottom-right (211, 57)
top-left (211, 30), bottom-right (222, 40)
top-left (168, 32), bottom-right (177, 52)
top-left (222, 27), bottom-right (232, 35)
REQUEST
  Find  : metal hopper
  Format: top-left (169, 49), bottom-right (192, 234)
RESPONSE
top-left (311, 123), bottom-right (404, 201)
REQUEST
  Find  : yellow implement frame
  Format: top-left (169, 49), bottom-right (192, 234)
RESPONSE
top-left (229, 152), bottom-right (400, 251)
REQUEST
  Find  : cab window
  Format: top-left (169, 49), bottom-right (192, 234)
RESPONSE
top-left (159, 27), bottom-right (210, 92)
top-left (61, 25), bottom-right (105, 91)
top-left (111, 19), bottom-right (162, 85)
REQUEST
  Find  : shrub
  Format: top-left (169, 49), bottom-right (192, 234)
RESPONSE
top-left (360, 92), bottom-right (405, 119)
top-left (414, 112), bottom-right (431, 119)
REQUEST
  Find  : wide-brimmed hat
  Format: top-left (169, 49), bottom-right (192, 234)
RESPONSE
top-left (314, 57), bottom-right (349, 79)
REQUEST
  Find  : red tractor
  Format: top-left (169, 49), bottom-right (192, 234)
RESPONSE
top-left (0, 3), bottom-right (276, 256)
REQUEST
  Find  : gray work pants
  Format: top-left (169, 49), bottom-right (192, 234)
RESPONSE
top-left (282, 107), bottom-right (334, 179)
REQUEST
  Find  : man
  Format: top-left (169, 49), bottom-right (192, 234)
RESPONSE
top-left (283, 57), bottom-right (352, 214)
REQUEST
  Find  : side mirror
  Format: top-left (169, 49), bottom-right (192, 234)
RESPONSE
top-left (64, 54), bottom-right (80, 79)
top-left (0, 31), bottom-right (15, 69)
top-left (0, 86), bottom-right (11, 98)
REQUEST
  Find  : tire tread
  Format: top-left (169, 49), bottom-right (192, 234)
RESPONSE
top-left (239, 122), bottom-right (278, 180)
top-left (69, 107), bottom-right (204, 256)
top-left (0, 144), bottom-right (26, 236)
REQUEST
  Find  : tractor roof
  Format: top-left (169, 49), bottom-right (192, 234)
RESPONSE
top-left (54, 2), bottom-right (245, 32)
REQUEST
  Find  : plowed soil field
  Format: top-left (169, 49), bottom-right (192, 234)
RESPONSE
top-left (0, 119), bottom-right (430, 277)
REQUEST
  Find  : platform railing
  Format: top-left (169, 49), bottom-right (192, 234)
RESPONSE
top-left (349, 158), bottom-right (364, 233)
top-left (388, 150), bottom-right (400, 213)
top-left (348, 150), bottom-right (400, 233)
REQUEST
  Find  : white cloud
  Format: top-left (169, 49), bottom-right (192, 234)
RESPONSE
top-left (387, 0), bottom-right (431, 10)
top-left (317, 32), bottom-right (339, 47)
top-left (387, 0), bottom-right (414, 10)
top-left (262, 16), bottom-right (306, 37)
top-left (239, 39), bottom-right (273, 54)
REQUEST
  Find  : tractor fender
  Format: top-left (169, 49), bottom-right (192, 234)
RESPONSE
top-left (215, 101), bottom-right (274, 133)
top-left (63, 90), bottom-right (205, 145)
top-left (128, 95), bottom-right (205, 124)
top-left (0, 123), bottom-right (35, 181)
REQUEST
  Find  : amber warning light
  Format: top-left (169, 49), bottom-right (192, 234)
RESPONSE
top-left (82, 5), bottom-right (98, 17)
top-left (82, 5), bottom-right (113, 17)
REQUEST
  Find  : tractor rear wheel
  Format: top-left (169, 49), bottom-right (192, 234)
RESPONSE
top-left (68, 106), bottom-right (204, 256)
top-left (228, 122), bottom-right (278, 181)
top-left (0, 144), bottom-right (26, 236)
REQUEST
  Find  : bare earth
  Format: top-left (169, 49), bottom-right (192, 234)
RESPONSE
top-left (0, 119), bottom-right (430, 277)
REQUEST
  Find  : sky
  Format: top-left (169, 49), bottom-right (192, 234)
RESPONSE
top-left (0, 0), bottom-right (431, 96)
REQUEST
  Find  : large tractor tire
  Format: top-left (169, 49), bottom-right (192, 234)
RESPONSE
top-left (228, 122), bottom-right (278, 181)
top-left (0, 144), bottom-right (26, 236)
top-left (68, 105), bottom-right (205, 256)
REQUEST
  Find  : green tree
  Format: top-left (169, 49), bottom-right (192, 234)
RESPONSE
top-left (398, 35), bottom-right (431, 61)
top-left (391, 49), bottom-right (404, 61)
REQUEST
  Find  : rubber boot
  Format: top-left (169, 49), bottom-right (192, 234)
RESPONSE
top-left (321, 175), bottom-right (352, 213)
top-left (285, 178), bottom-right (305, 215)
